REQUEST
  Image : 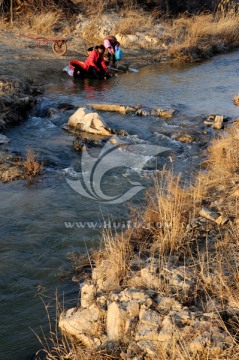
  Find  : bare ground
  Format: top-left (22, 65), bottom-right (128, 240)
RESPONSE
top-left (0, 29), bottom-right (162, 86)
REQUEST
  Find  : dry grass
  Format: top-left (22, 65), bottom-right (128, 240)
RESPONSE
top-left (169, 14), bottom-right (239, 62)
top-left (16, 11), bottom-right (65, 36)
top-left (92, 228), bottom-right (134, 291)
top-left (22, 148), bottom-right (44, 183)
top-left (114, 9), bottom-right (155, 35)
top-left (74, 0), bottom-right (137, 15)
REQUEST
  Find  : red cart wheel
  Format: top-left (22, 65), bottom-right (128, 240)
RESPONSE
top-left (52, 40), bottom-right (67, 56)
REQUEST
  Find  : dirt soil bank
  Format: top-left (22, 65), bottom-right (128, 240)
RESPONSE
top-left (0, 29), bottom-right (163, 85)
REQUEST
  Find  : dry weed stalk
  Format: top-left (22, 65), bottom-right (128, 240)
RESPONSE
top-left (23, 148), bottom-right (44, 183)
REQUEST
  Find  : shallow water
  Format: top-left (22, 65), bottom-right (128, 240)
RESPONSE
top-left (1, 50), bottom-right (239, 359)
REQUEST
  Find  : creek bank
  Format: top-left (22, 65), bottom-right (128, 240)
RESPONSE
top-left (57, 120), bottom-right (239, 359)
top-left (0, 76), bottom-right (44, 182)
top-left (0, 75), bottom-right (43, 130)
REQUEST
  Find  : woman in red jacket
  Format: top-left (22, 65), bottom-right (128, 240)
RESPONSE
top-left (72, 45), bottom-right (111, 79)
top-left (84, 45), bottom-right (110, 79)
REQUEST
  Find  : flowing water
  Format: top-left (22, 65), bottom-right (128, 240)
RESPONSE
top-left (1, 50), bottom-right (239, 360)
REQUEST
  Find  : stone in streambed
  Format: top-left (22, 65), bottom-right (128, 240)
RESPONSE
top-left (175, 134), bottom-right (194, 143)
top-left (212, 115), bottom-right (224, 130)
top-left (67, 107), bottom-right (111, 136)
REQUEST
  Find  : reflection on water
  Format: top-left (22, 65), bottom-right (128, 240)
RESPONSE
top-left (1, 50), bottom-right (239, 360)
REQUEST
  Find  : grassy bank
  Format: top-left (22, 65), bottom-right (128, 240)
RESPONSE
top-left (39, 117), bottom-right (239, 359)
top-left (169, 14), bottom-right (239, 62)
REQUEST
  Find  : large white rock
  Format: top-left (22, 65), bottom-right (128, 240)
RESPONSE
top-left (59, 304), bottom-right (101, 340)
top-left (67, 107), bottom-right (89, 126)
top-left (67, 107), bottom-right (111, 136)
top-left (106, 301), bottom-right (127, 341)
top-left (135, 322), bottom-right (159, 341)
top-left (81, 283), bottom-right (96, 308)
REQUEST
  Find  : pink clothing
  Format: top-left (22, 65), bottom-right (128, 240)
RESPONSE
top-left (104, 39), bottom-right (114, 54)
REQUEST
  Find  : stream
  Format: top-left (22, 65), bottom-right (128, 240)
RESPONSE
top-left (1, 50), bottom-right (239, 360)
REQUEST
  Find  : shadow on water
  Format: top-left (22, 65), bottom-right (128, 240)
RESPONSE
top-left (1, 49), bottom-right (239, 360)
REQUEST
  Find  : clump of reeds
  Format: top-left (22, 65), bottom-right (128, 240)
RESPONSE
top-left (22, 149), bottom-right (44, 183)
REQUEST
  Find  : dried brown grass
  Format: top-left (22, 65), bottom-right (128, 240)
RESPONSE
top-left (169, 14), bottom-right (239, 62)
top-left (74, 0), bottom-right (137, 15)
top-left (17, 11), bottom-right (64, 36)
top-left (22, 148), bottom-right (44, 183)
top-left (115, 9), bottom-right (155, 35)
top-left (92, 228), bottom-right (134, 291)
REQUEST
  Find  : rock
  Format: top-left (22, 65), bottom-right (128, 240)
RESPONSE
top-left (158, 316), bottom-right (174, 342)
top-left (176, 134), bottom-right (194, 143)
top-left (136, 109), bottom-right (143, 116)
top-left (140, 267), bottom-right (160, 289)
top-left (118, 288), bottom-right (154, 303)
top-left (67, 107), bottom-right (111, 136)
top-left (137, 340), bottom-right (158, 357)
top-left (118, 129), bottom-right (127, 136)
top-left (81, 283), bottom-right (96, 308)
top-left (106, 302), bottom-right (127, 341)
top-left (126, 301), bottom-right (140, 317)
top-left (204, 120), bottom-right (214, 126)
top-left (139, 309), bottom-right (162, 327)
top-left (59, 304), bottom-right (101, 342)
top-left (161, 266), bottom-right (194, 295)
top-left (157, 108), bottom-right (175, 118)
top-left (215, 215), bottom-right (229, 225)
top-left (150, 109), bottom-right (158, 117)
top-left (189, 335), bottom-right (207, 352)
top-left (155, 296), bottom-right (182, 312)
top-left (199, 207), bottom-right (218, 222)
top-left (212, 115), bottom-right (224, 130)
top-left (136, 108), bottom-right (150, 116)
top-left (90, 103), bottom-right (135, 114)
top-left (68, 107), bottom-right (90, 126)
top-left (135, 323), bottom-right (159, 341)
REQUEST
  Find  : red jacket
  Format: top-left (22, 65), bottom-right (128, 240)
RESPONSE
top-left (84, 50), bottom-right (108, 73)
